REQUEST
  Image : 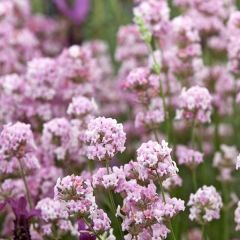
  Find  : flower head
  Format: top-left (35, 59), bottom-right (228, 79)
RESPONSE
top-left (188, 186), bottom-right (223, 224)
top-left (136, 140), bottom-right (178, 181)
top-left (85, 117), bottom-right (126, 161)
top-left (176, 86), bottom-right (212, 123)
top-left (176, 145), bottom-right (203, 169)
top-left (54, 175), bottom-right (95, 215)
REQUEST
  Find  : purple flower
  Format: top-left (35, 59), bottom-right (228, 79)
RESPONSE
top-left (0, 197), bottom-right (40, 240)
top-left (54, 0), bottom-right (90, 24)
top-left (78, 220), bottom-right (96, 240)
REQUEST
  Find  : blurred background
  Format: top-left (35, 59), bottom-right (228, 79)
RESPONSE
top-left (32, 0), bottom-right (133, 59)
top-left (31, 0), bottom-right (240, 54)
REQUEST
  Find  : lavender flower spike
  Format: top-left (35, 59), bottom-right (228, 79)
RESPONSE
top-left (54, 0), bottom-right (90, 24)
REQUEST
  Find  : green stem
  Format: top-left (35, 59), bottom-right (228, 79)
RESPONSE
top-left (168, 220), bottom-right (177, 240)
top-left (190, 121), bottom-right (199, 191)
top-left (222, 182), bottom-right (229, 240)
top-left (201, 224), bottom-right (205, 240)
top-left (147, 43), bottom-right (171, 142)
top-left (106, 162), bottom-right (124, 239)
top-left (156, 174), bottom-right (176, 240)
top-left (190, 120), bottom-right (197, 148)
top-left (17, 158), bottom-right (33, 209)
top-left (191, 168), bottom-right (197, 191)
top-left (213, 110), bottom-right (220, 151)
top-left (159, 180), bottom-right (166, 203)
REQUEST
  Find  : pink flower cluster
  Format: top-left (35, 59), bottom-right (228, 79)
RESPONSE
top-left (0, 122), bottom-right (39, 173)
top-left (54, 175), bottom-right (111, 234)
top-left (124, 67), bottom-right (160, 103)
top-left (85, 117), bottom-right (126, 161)
top-left (135, 97), bottom-right (165, 129)
top-left (176, 145), bottom-right (203, 169)
top-left (36, 197), bottom-right (79, 237)
top-left (0, 0), bottom-right (66, 76)
top-left (213, 144), bottom-right (238, 182)
top-left (188, 186), bottom-right (223, 224)
top-left (176, 86), bottom-right (213, 123)
top-left (120, 182), bottom-right (184, 239)
top-left (136, 140), bottom-right (178, 181)
top-left (133, 0), bottom-right (171, 44)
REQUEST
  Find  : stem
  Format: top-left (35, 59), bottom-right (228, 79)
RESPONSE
top-left (147, 43), bottom-right (171, 142)
top-left (202, 224), bottom-right (206, 240)
top-left (190, 120), bottom-right (197, 148)
top-left (190, 121), bottom-right (199, 191)
top-left (17, 158), bottom-right (33, 209)
top-left (201, 224), bottom-right (207, 240)
top-left (156, 173), bottom-right (176, 240)
top-left (168, 220), bottom-right (177, 240)
top-left (158, 177), bottom-right (166, 203)
top-left (213, 110), bottom-right (220, 151)
top-left (222, 182), bottom-right (229, 240)
top-left (106, 162), bottom-right (124, 239)
top-left (191, 168), bottom-right (197, 191)
top-left (153, 129), bottom-right (160, 143)
top-left (83, 217), bottom-right (102, 240)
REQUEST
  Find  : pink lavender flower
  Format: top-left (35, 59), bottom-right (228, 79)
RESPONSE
top-left (118, 181), bottom-right (184, 239)
top-left (174, 0), bottom-right (234, 38)
top-left (162, 174), bottom-right (183, 191)
top-left (227, 11), bottom-right (240, 74)
top-left (54, 175), bottom-right (95, 215)
top-left (176, 145), bottom-right (203, 169)
top-left (92, 166), bottom-right (126, 192)
top-left (85, 117), bottom-right (126, 161)
top-left (176, 86), bottom-right (213, 123)
top-left (57, 45), bottom-right (96, 84)
top-left (188, 185), bottom-right (223, 224)
top-left (67, 96), bottom-right (97, 119)
top-left (42, 118), bottom-right (71, 161)
top-left (170, 15), bottom-right (203, 82)
top-left (0, 122), bottom-right (40, 173)
top-left (115, 24), bottom-right (148, 62)
top-left (83, 40), bottom-right (113, 81)
top-left (124, 67), bottom-right (159, 103)
top-left (90, 209), bottom-right (111, 233)
top-left (133, 0), bottom-right (170, 43)
top-left (213, 144), bottom-right (238, 182)
top-left (25, 57), bottom-right (59, 101)
top-left (135, 97), bottom-right (165, 129)
top-left (0, 122), bottom-right (35, 154)
top-left (28, 166), bottom-right (63, 200)
top-left (36, 197), bottom-right (68, 221)
top-left (234, 201), bottom-right (240, 231)
top-left (136, 140), bottom-right (178, 181)
top-left (36, 197), bottom-right (79, 237)
top-left (0, 179), bottom-right (24, 199)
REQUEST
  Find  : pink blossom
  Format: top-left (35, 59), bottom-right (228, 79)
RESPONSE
top-left (124, 67), bottom-right (160, 103)
top-left (136, 140), bottom-right (178, 181)
top-left (176, 86), bottom-right (213, 123)
top-left (176, 145), bottom-right (203, 169)
top-left (188, 185), bottom-right (223, 223)
top-left (85, 117), bottom-right (126, 161)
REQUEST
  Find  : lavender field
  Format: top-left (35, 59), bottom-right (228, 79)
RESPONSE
top-left (0, 0), bottom-right (240, 239)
